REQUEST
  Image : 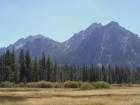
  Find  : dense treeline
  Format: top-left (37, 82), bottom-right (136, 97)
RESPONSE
top-left (0, 48), bottom-right (140, 84)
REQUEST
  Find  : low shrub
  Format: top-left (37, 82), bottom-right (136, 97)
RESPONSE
top-left (0, 81), bottom-right (16, 88)
top-left (26, 81), bottom-right (53, 88)
top-left (53, 82), bottom-right (61, 88)
top-left (94, 81), bottom-right (110, 89)
top-left (78, 81), bottom-right (83, 87)
top-left (36, 81), bottom-right (53, 88)
top-left (64, 81), bottom-right (79, 88)
top-left (26, 82), bottom-right (36, 88)
top-left (112, 83), bottom-right (118, 86)
top-left (80, 82), bottom-right (93, 90)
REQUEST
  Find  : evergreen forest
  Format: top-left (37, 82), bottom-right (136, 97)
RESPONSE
top-left (0, 48), bottom-right (140, 84)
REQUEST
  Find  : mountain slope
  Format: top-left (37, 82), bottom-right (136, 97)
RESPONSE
top-left (56, 21), bottom-right (140, 69)
top-left (63, 23), bottom-right (102, 51)
top-left (17, 37), bottom-right (62, 59)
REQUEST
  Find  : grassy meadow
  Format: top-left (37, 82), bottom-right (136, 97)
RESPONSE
top-left (0, 85), bottom-right (140, 105)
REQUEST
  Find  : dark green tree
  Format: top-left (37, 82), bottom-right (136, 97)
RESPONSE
top-left (25, 50), bottom-right (31, 82)
top-left (82, 63), bottom-right (87, 82)
top-left (4, 49), bottom-right (14, 82)
top-left (32, 57), bottom-right (39, 82)
top-left (0, 54), bottom-right (5, 83)
top-left (53, 62), bottom-right (57, 82)
top-left (19, 49), bottom-right (26, 82)
top-left (46, 55), bottom-right (52, 81)
top-left (41, 51), bottom-right (46, 80)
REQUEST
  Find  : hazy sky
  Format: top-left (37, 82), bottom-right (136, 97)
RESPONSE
top-left (0, 0), bottom-right (140, 47)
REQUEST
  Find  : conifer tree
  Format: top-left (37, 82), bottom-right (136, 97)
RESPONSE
top-left (11, 47), bottom-right (19, 83)
top-left (76, 65), bottom-right (82, 81)
top-left (53, 62), bottom-right (57, 82)
top-left (11, 47), bottom-right (15, 72)
top-left (25, 50), bottom-right (31, 82)
top-left (0, 54), bottom-right (5, 83)
top-left (82, 63), bottom-right (87, 82)
top-left (69, 65), bottom-right (74, 81)
top-left (41, 51), bottom-right (46, 80)
top-left (32, 57), bottom-right (38, 82)
top-left (4, 49), bottom-right (14, 81)
top-left (14, 64), bottom-right (20, 83)
top-left (64, 63), bottom-right (69, 80)
top-left (46, 55), bottom-right (52, 81)
top-left (19, 49), bottom-right (26, 82)
top-left (59, 66), bottom-right (64, 82)
top-left (38, 59), bottom-right (42, 81)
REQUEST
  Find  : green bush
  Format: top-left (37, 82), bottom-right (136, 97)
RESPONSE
top-left (112, 83), bottom-right (118, 86)
top-left (64, 81), bottom-right (79, 88)
top-left (39, 81), bottom-right (53, 88)
top-left (26, 81), bottom-right (54, 88)
top-left (45, 81), bottom-right (53, 88)
top-left (112, 83), bottom-right (122, 87)
top-left (80, 82), bottom-right (93, 90)
top-left (78, 81), bottom-right (83, 87)
top-left (26, 82), bottom-right (36, 88)
top-left (53, 82), bottom-right (61, 88)
top-left (0, 81), bottom-right (16, 88)
top-left (94, 81), bottom-right (110, 89)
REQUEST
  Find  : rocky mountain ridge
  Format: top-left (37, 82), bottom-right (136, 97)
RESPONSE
top-left (1, 21), bottom-right (140, 69)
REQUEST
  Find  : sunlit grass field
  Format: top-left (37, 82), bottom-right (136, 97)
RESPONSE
top-left (0, 85), bottom-right (140, 105)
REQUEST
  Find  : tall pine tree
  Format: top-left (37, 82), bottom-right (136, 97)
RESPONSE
top-left (25, 50), bottom-right (31, 82)
top-left (19, 49), bottom-right (26, 82)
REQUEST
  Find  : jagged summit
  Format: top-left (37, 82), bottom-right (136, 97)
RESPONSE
top-left (84, 23), bottom-right (102, 34)
top-left (86, 22), bottom-right (103, 30)
top-left (28, 34), bottom-right (46, 39)
top-left (63, 22), bottom-right (103, 50)
top-left (106, 21), bottom-right (120, 28)
top-left (26, 34), bottom-right (46, 43)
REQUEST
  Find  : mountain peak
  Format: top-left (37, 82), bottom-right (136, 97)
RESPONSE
top-left (86, 22), bottom-right (102, 31)
top-left (27, 34), bottom-right (46, 39)
top-left (7, 34), bottom-right (47, 50)
top-left (34, 34), bottom-right (45, 38)
top-left (64, 22), bottom-right (103, 49)
top-left (107, 21), bottom-right (119, 28)
top-left (110, 21), bottom-right (119, 24)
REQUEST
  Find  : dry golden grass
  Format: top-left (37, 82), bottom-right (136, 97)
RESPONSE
top-left (0, 86), bottom-right (140, 105)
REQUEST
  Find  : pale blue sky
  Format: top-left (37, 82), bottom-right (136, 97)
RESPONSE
top-left (0, 0), bottom-right (140, 47)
